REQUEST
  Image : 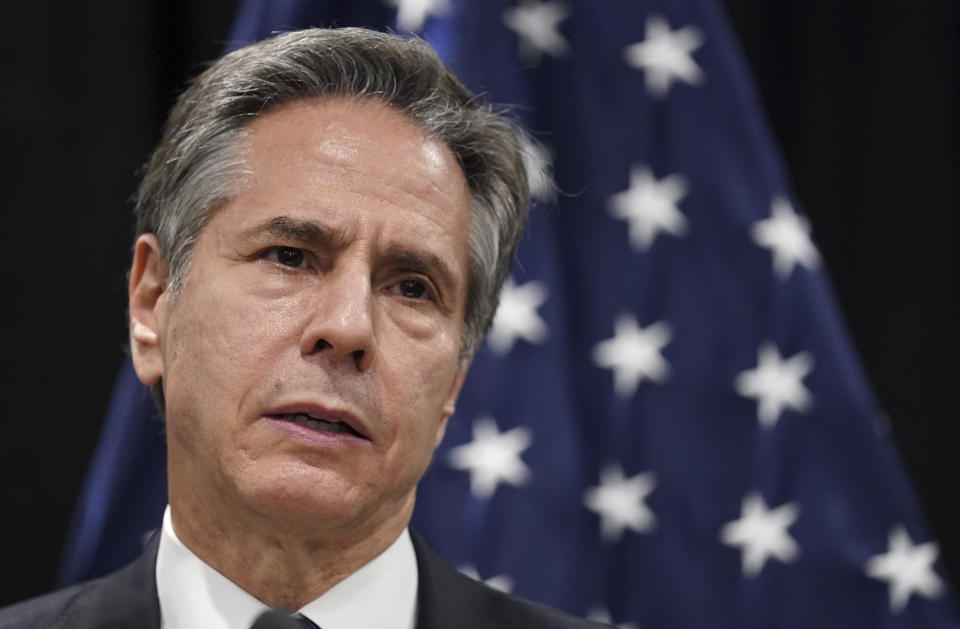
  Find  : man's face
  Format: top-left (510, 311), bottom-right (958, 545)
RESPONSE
top-left (130, 98), bottom-right (472, 538)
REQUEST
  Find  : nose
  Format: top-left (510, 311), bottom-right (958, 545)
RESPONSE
top-left (299, 264), bottom-right (376, 371)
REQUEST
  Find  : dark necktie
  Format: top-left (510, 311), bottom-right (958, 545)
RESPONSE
top-left (250, 609), bottom-right (321, 629)
top-left (293, 613), bottom-right (321, 629)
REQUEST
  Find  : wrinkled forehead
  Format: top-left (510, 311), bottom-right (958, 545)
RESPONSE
top-left (239, 97), bottom-right (469, 222)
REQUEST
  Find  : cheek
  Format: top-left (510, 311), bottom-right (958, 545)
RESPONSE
top-left (384, 337), bottom-right (459, 449)
top-left (162, 288), bottom-right (304, 436)
top-left (204, 282), bottom-right (309, 355)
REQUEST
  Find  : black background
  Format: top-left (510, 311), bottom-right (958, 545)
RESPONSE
top-left (0, 2), bottom-right (956, 606)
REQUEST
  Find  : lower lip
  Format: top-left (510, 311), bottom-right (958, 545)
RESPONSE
top-left (262, 416), bottom-right (370, 448)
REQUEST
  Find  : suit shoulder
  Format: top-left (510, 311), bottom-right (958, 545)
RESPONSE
top-left (0, 536), bottom-right (160, 629)
top-left (0, 581), bottom-right (98, 629)
top-left (473, 582), bottom-right (613, 629)
top-left (412, 531), bottom-right (611, 629)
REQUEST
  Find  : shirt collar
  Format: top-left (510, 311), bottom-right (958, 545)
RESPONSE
top-left (156, 505), bottom-right (418, 629)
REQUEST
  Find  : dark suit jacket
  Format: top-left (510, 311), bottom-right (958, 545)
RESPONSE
top-left (0, 531), bottom-right (609, 629)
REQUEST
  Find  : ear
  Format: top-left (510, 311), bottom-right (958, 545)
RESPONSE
top-left (435, 358), bottom-right (472, 447)
top-left (128, 234), bottom-right (168, 386)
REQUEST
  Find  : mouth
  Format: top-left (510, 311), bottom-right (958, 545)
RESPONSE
top-left (264, 405), bottom-right (370, 442)
top-left (275, 413), bottom-right (364, 438)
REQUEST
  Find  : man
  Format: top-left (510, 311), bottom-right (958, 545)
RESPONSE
top-left (0, 27), bottom-right (608, 629)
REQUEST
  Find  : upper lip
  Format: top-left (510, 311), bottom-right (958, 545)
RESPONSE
top-left (264, 403), bottom-right (371, 440)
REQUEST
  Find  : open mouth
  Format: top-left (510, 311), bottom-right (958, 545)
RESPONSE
top-left (274, 413), bottom-right (365, 439)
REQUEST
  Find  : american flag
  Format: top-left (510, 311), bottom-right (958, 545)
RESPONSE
top-left (61, 1), bottom-right (960, 627)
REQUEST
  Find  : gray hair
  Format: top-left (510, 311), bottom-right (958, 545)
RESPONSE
top-left (135, 28), bottom-right (542, 372)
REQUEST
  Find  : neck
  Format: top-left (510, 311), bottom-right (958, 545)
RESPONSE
top-left (167, 475), bottom-right (413, 611)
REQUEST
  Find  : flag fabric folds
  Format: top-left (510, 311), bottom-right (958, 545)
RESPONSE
top-left (62, 1), bottom-right (959, 627)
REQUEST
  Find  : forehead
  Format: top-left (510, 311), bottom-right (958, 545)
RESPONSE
top-left (244, 96), bottom-right (466, 202)
top-left (226, 97), bottom-right (472, 250)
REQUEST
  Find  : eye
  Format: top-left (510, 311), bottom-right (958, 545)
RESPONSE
top-left (396, 278), bottom-right (428, 299)
top-left (265, 246), bottom-right (305, 267)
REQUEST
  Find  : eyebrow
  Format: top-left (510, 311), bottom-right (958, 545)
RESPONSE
top-left (245, 215), bottom-right (347, 249)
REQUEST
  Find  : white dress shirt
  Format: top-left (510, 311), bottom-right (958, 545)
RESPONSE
top-left (155, 506), bottom-right (418, 629)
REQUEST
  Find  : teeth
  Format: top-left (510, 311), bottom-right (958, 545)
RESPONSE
top-left (288, 413), bottom-right (352, 434)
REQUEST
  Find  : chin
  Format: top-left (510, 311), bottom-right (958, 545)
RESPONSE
top-left (238, 464), bottom-right (381, 530)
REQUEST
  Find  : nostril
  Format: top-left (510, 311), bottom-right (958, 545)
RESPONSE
top-left (314, 339), bottom-right (332, 352)
top-left (351, 349), bottom-right (365, 363)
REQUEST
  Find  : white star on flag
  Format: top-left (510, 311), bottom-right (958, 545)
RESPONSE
top-left (751, 197), bottom-right (820, 279)
top-left (458, 565), bottom-right (515, 593)
top-left (383, 0), bottom-right (450, 32)
top-left (586, 606), bottom-right (640, 629)
top-left (502, 0), bottom-right (571, 63)
top-left (623, 15), bottom-right (705, 97)
top-left (608, 165), bottom-right (690, 251)
top-left (865, 525), bottom-right (944, 612)
top-left (735, 342), bottom-right (814, 427)
top-left (487, 278), bottom-right (549, 354)
top-left (446, 416), bottom-right (532, 499)
top-left (592, 314), bottom-right (672, 398)
top-left (720, 492), bottom-right (800, 577)
top-left (583, 463), bottom-right (657, 542)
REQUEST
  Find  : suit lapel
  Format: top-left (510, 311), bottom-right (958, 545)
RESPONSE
top-left (411, 530), bottom-right (493, 629)
top-left (60, 533), bottom-right (161, 629)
